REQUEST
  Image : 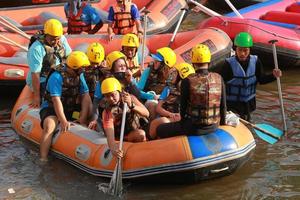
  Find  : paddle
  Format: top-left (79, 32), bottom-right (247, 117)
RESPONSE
top-left (0, 33), bottom-right (28, 51)
top-left (224, 0), bottom-right (244, 19)
top-left (0, 16), bottom-right (31, 40)
top-left (269, 40), bottom-right (288, 134)
top-left (140, 9), bottom-right (150, 71)
top-left (187, 0), bottom-right (221, 17)
top-left (239, 117), bottom-right (283, 144)
top-left (168, 8), bottom-right (188, 47)
top-left (108, 102), bottom-right (127, 197)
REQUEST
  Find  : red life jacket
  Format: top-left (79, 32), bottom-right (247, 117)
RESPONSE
top-left (67, 2), bottom-right (91, 34)
top-left (112, 3), bottom-right (136, 35)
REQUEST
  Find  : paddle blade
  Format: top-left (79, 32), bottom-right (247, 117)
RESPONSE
top-left (108, 159), bottom-right (123, 197)
top-left (254, 124), bottom-right (283, 145)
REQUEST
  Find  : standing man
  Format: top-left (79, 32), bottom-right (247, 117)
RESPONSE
top-left (39, 51), bottom-right (92, 161)
top-left (219, 32), bottom-right (282, 121)
top-left (64, 0), bottom-right (103, 34)
top-left (27, 18), bottom-right (72, 108)
top-left (107, 0), bottom-right (143, 41)
top-left (156, 44), bottom-right (227, 138)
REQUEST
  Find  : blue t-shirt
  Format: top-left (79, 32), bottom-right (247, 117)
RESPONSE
top-left (159, 86), bottom-right (170, 101)
top-left (26, 35), bottom-right (72, 90)
top-left (64, 2), bottom-right (102, 25)
top-left (107, 3), bottom-right (140, 22)
top-left (41, 71), bottom-right (89, 109)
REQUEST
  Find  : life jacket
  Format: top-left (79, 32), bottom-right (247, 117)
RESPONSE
top-left (30, 32), bottom-right (66, 79)
top-left (84, 65), bottom-right (110, 94)
top-left (226, 55), bottom-right (257, 103)
top-left (105, 101), bottom-right (141, 138)
top-left (145, 64), bottom-right (176, 94)
top-left (125, 54), bottom-right (140, 77)
top-left (67, 2), bottom-right (92, 34)
top-left (162, 84), bottom-right (180, 113)
top-left (186, 73), bottom-right (222, 126)
top-left (112, 3), bottom-right (136, 35)
top-left (44, 64), bottom-right (81, 113)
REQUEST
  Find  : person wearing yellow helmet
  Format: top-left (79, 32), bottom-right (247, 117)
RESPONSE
top-left (84, 42), bottom-right (110, 98)
top-left (100, 77), bottom-right (149, 157)
top-left (120, 33), bottom-right (142, 77)
top-left (107, 0), bottom-right (143, 42)
top-left (156, 44), bottom-right (227, 138)
top-left (27, 18), bottom-right (72, 108)
top-left (139, 47), bottom-right (177, 121)
top-left (219, 32), bottom-right (282, 121)
top-left (64, 0), bottom-right (104, 34)
top-left (39, 51), bottom-right (92, 161)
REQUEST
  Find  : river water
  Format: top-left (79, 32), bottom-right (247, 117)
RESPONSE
top-left (1, 8), bottom-right (300, 200)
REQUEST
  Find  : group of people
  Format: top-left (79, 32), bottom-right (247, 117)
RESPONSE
top-left (26, 0), bottom-right (282, 161)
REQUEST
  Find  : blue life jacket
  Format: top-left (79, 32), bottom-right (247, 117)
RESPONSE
top-left (225, 55), bottom-right (257, 102)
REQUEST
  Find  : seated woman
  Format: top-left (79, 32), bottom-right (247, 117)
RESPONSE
top-left (149, 63), bottom-right (195, 139)
top-left (100, 77), bottom-right (149, 157)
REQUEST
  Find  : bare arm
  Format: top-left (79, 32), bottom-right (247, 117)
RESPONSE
top-left (31, 72), bottom-right (40, 108)
top-left (130, 95), bottom-right (149, 118)
top-left (156, 100), bottom-right (173, 117)
top-left (52, 96), bottom-right (70, 132)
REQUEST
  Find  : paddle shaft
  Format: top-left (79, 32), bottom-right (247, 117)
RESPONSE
top-left (239, 118), bottom-right (281, 140)
top-left (187, 0), bottom-right (221, 17)
top-left (0, 16), bottom-right (31, 40)
top-left (141, 10), bottom-right (150, 71)
top-left (169, 8), bottom-right (188, 47)
top-left (269, 40), bottom-right (287, 134)
top-left (224, 0), bottom-right (244, 19)
top-left (110, 102), bottom-right (127, 196)
top-left (0, 33), bottom-right (28, 51)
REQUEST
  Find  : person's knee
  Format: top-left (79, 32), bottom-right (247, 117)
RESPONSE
top-left (42, 117), bottom-right (57, 135)
top-left (131, 130), bottom-right (146, 142)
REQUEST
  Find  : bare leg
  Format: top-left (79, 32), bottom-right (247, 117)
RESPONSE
top-left (149, 117), bottom-right (171, 139)
top-left (40, 116), bottom-right (58, 161)
top-left (145, 100), bottom-right (158, 122)
top-left (79, 93), bottom-right (92, 125)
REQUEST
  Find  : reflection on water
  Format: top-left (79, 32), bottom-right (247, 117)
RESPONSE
top-left (0, 11), bottom-right (300, 200)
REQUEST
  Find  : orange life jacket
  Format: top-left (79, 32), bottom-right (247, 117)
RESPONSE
top-left (186, 72), bottom-right (222, 126)
top-left (112, 3), bottom-right (136, 35)
top-left (67, 2), bottom-right (92, 34)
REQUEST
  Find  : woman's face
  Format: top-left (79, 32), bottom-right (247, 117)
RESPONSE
top-left (104, 91), bottom-right (120, 105)
top-left (113, 58), bottom-right (127, 73)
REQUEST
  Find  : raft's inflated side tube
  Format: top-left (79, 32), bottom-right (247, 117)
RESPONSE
top-left (260, 11), bottom-right (300, 26)
top-left (197, 16), bottom-right (300, 68)
top-left (286, 2), bottom-right (300, 13)
top-left (11, 85), bottom-right (256, 182)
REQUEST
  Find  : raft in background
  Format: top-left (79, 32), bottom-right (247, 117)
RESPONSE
top-left (0, 27), bottom-right (232, 85)
top-left (11, 85), bottom-right (256, 183)
top-left (0, 0), bottom-right (188, 35)
top-left (197, 16), bottom-right (300, 68)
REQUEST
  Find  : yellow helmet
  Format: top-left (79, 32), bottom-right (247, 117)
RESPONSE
top-left (121, 33), bottom-right (139, 48)
top-left (44, 19), bottom-right (63, 37)
top-left (87, 42), bottom-right (105, 64)
top-left (66, 51), bottom-right (90, 69)
top-left (101, 77), bottom-right (122, 94)
top-left (191, 44), bottom-right (211, 63)
top-left (106, 51), bottom-right (126, 69)
top-left (156, 47), bottom-right (176, 68)
top-left (175, 62), bottom-right (195, 79)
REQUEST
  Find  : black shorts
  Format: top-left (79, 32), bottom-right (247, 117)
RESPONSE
top-left (39, 107), bottom-right (74, 129)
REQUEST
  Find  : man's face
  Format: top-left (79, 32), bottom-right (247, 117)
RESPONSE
top-left (45, 34), bottom-right (61, 48)
top-left (236, 47), bottom-right (250, 61)
top-left (122, 46), bottom-right (137, 59)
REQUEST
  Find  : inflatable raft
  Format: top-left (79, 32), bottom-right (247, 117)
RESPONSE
top-left (0, 0), bottom-right (188, 35)
top-left (11, 85), bottom-right (256, 182)
top-left (197, 16), bottom-right (300, 68)
top-left (0, 27), bottom-right (232, 85)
